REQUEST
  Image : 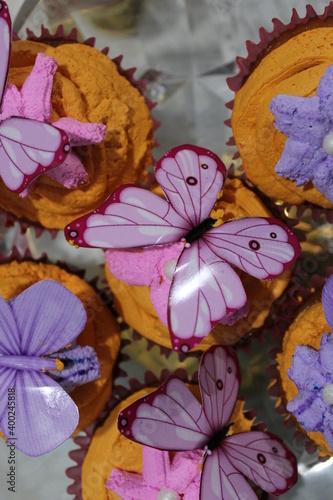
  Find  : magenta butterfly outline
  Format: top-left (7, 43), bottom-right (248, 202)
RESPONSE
top-left (117, 345), bottom-right (298, 499)
top-left (0, 1), bottom-right (70, 194)
top-left (65, 144), bottom-right (301, 352)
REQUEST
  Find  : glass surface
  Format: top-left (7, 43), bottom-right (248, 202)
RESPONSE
top-left (0, 0), bottom-right (333, 498)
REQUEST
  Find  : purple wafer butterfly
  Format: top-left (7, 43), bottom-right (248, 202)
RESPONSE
top-left (0, 1), bottom-right (70, 194)
top-left (118, 345), bottom-right (298, 499)
top-left (0, 280), bottom-right (87, 456)
top-left (65, 145), bottom-right (300, 352)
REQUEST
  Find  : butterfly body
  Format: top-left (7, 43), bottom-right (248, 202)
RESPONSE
top-left (117, 345), bottom-right (298, 499)
top-left (65, 145), bottom-right (300, 351)
top-left (0, 1), bottom-right (70, 194)
top-left (185, 216), bottom-right (216, 243)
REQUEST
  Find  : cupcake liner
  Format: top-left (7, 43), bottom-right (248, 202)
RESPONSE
top-left (267, 267), bottom-right (333, 462)
top-left (225, 2), bottom-right (333, 218)
top-left (2, 24), bottom-right (160, 239)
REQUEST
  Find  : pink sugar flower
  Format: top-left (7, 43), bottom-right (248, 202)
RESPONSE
top-left (0, 52), bottom-right (105, 197)
top-left (106, 446), bottom-right (203, 500)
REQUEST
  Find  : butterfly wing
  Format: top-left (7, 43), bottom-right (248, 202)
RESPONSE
top-left (0, 117), bottom-right (70, 193)
top-left (199, 346), bottom-right (240, 433)
top-left (0, 368), bottom-right (78, 456)
top-left (0, 1), bottom-right (11, 106)
top-left (200, 448), bottom-right (257, 500)
top-left (155, 144), bottom-right (226, 227)
top-left (322, 274), bottom-right (333, 330)
top-left (118, 375), bottom-right (213, 451)
top-left (9, 280), bottom-right (87, 356)
top-left (222, 431), bottom-right (298, 495)
top-left (168, 240), bottom-right (247, 352)
top-left (65, 184), bottom-right (191, 248)
top-left (0, 294), bottom-right (20, 356)
top-left (204, 217), bottom-right (300, 280)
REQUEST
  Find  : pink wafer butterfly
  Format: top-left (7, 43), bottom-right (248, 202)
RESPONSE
top-left (65, 145), bottom-right (300, 352)
top-left (117, 345), bottom-right (298, 499)
top-left (0, 1), bottom-right (70, 194)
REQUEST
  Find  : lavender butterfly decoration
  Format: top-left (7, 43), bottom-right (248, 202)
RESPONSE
top-left (0, 1), bottom-right (70, 194)
top-left (0, 280), bottom-right (88, 456)
top-left (117, 345), bottom-right (298, 499)
top-left (65, 144), bottom-right (300, 352)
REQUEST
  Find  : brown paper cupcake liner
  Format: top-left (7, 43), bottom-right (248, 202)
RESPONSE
top-left (267, 267), bottom-right (333, 462)
top-left (2, 25), bottom-right (160, 238)
top-left (225, 2), bottom-right (333, 219)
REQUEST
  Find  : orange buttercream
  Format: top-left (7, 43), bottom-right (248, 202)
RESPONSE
top-left (0, 40), bottom-right (155, 229)
top-left (106, 178), bottom-right (293, 350)
top-left (0, 261), bottom-right (121, 435)
top-left (276, 293), bottom-right (331, 456)
top-left (81, 387), bottom-right (254, 500)
top-left (232, 27), bottom-right (333, 208)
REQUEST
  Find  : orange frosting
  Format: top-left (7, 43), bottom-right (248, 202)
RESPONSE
top-left (81, 387), bottom-right (255, 500)
top-left (0, 40), bottom-right (155, 229)
top-left (232, 27), bottom-right (333, 208)
top-left (276, 293), bottom-right (331, 456)
top-left (106, 178), bottom-right (293, 350)
top-left (0, 260), bottom-right (120, 435)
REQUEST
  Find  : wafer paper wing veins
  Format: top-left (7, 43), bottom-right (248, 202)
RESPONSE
top-left (115, 345), bottom-right (298, 499)
top-left (0, 1), bottom-right (70, 194)
top-left (65, 145), bottom-right (301, 351)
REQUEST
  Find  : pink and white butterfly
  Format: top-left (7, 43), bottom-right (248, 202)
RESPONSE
top-left (117, 345), bottom-right (298, 499)
top-left (65, 144), bottom-right (300, 352)
top-left (0, 1), bottom-right (70, 194)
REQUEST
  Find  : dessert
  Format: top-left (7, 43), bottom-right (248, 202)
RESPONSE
top-left (81, 387), bottom-right (203, 500)
top-left (66, 144), bottom-right (300, 352)
top-left (275, 274), bottom-right (333, 457)
top-left (80, 346), bottom-right (297, 499)
top-left (0, 260), bottom-right (121, 449)
top-left (110, 346), bottom-right (297, 499)
top-left (228, 3), bottom-right (333, 209)
top-left (0, 1), bottom-right (155, 229)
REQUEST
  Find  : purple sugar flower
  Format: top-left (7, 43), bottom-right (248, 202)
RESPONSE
top-left (270, 65), bottom-right (333, 203)
top-left (287, 275), bottom-right (333, 450)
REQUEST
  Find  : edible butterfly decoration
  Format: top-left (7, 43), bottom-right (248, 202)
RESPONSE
top-left (65, 145), bottom-right (300, 352)
top-left (0, 280), bottom-right (87, 456)
top-left (0, 1), bottom-right (70, 194)
top-left (117, 345), bottom-right (298, 499)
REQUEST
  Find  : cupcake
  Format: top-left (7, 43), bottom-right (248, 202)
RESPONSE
top-left (0, 260), bottom-right (121, 451)
top-left (0, 1), bottom-right (155, 230)
top-left (274, 274), bottom-right (333, 458)
top-left (228, 2), bottom-right (333, 210)
top-left (82, 346), bottom-right (296, 500)
top-left (81, 391), bottom-right (255, 500)
top-left (66, 144), bottom-right (300, 352)
top-left (80, 386), bottom-right (202, 500)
